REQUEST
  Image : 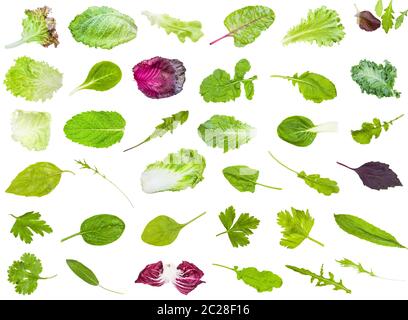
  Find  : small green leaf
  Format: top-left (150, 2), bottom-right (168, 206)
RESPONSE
top-left (298, 171), bottom-right (340, 196)
top-left (61, 214), bottom-right (125, 246)
top-left (375, 0), bottom-right (384, 16)
top-left (6, 162), bottom-right (71, 197)
top-left (277, 116), bottom-right (316, 147)
top-left (71, 61), bottom-right (122, 95)
top-left (382, 1), bottom-right (394, 33)
top-left (66, 259), bottom-right (99, 286)
top-left (395, 10), bottom-right (408, 29)
top-left (10, 212), bottom-right (53, 244)
top-left (336, 258), bottom-right (376, 277)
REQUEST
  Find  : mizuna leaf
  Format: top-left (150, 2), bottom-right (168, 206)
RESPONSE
top-left (142, 11), bottom-right (203, 43)
top-left (334, 214), bottom-right (405, 248)
top-left (10, 212), bottom-right (53, 244)
top-left (198, 115), bottom-right (255, 152)
top-left (351, 114), bottom-right (404, 144)
top-left (69, 6), bottom-right (137, 49)
top-left (200, 59), bottom-right (257, 103)
top-left (141, 212), bottom-right (206, 246)
top-left (222, 165), bottom-right (282, 192)
top-left (64, 111), bottom-right (126, 148)
top-left (61, 214), bottom-right (125, 246)
top-left (286, 265), bottom-right (351, 294)
top-left (213, 264), bottom-right (282, 293)
top-left (70, 61), bottom-right (122, 95)
top-left (210, 6), bottom-right (275, 47)
top-left (271, 72), bottom-right (337, 103)
top-left (6, 162), bottom-right (73, 197)
top-left (124, 111), bottom-right (189, 152)
top-left (268, 152), bottom-right (339, 196)
top-left (382, 1), bottom-right (394, 33)
top-left (283, 6), bottom-right (345, 46)
top-left (351, 60), bottom-right (400, 98)
top-left (336, 258), bottom-right (376, 277)
top-left (337, 161), bottom-right (402, 190)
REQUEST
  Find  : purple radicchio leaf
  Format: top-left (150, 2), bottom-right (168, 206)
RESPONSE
top-left (174, 261), bottom-right (205, 295)
top-left (337, 161), bottom-right (402, 190)
top-left (356, 10), bottom-right (381, 32)
top-left (133, 56), bottom-right (186, 99)
top-left (135, 261), bottom-right (165, 287)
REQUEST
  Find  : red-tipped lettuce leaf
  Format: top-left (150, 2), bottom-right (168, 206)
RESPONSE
top-left (135, 261), bottom-right (164, 287)
top-left (174, 261), bottom-right (205, 295)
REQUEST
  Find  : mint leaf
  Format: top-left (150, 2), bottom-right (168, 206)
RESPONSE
top-left (10, 212), bottom-right (52, 244)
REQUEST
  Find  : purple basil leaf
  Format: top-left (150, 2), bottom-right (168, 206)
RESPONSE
top-left (337, 161), bottom-right (402, 190)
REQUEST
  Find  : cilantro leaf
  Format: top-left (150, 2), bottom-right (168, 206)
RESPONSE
top-left (277, 208), bottom-right (324, 249)
top-left (11, 212), bottom-right (53, 244)
top-left (217, 206), bottom-right (260, 247)
top-left (8, 253), bottom-right (56, 295)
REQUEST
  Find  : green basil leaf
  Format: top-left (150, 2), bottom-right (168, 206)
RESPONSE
top-left (61, 214), bottom-right (125, 246)
top-left (298, 171), bottom-right (340, 196)
top-left (334, 214), bottom-right (405, 248)
top-left (66, 259), bottom-right (99, 286)
top-left (6, 162), bottom-right (70, 197)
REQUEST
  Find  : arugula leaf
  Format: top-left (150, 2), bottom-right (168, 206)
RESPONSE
top-left (382, 1), bottom-right (394, 32)
top-left (375, 0), bottom-right (384, 16)
top-left (336, 258), bottom-right (376, 277)
top-left (287, 265), bottom-right (351, 294)
top-left (213, 264), bottom-right (282, 292)
top-left (4, 56), bottom-right (62, 102)
top-left (6, 6), bottom-right (59, 49)
top-left (222, 165), bottom-right (282, 192)
top-left (216, 206), bottom-right (259, 248)
top-left (200, 59), bottom-right (257, 103)
top-left (76, 159), bottom-right (133, 207)
top-left (268, 152), bottom-right (339, 196)
top-left (124, 111), bottom-right (189, 152)
top-left (210, 6), bottom-right (275, 47)
top-left (277, 208), bottom-right (324, 249)
top-left (351, 114), bottom-right (404, 144)
top-left (271, 72), bottom-right (337, 103)
top-left (198, 115), bottom-right (255, 152)
top-left (61, 214), bottom-right (125, 246)
top-left (283, 6), bottom-right (345, 46)
top-left (64, 111), bottom-right (126, 148)
top-left (334, 214), bottom-right (405, 248)
top-left (6, 162), bottom-right (73, 197)
top-left (8, 253), bottom-right (56, 295)
top-left (143, 11), bottom-right (203, 43)
top-left (69, 6), bottom-right (137, 49)
top-left (351, 60), bottom-right (400, 98)
top-left (141, 212), bottom-right (206, 246)
top-left (10, 212), bottom-right (52, 244)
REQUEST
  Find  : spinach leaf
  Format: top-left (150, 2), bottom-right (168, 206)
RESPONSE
top-left (222, 165), bottom-right (282, 192)
top-left (6, 162), bottom-right (73, 197)
top-left (334, 214), bottom-right (405, 248)
top-left (70, 61), bottom-right (122, 95)
top-left (61, 214), bottom-right (125, 246)
top-left (271, 72), bottom-right (337, 103)
top-left (210, 6), bottom-right (275, 47)
top-left (141, 212), bottom-right (206, 246)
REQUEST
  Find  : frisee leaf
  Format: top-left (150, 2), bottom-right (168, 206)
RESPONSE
top-left (210, 6), bottom-right (275, 47)
top-left (213, 264), bottom-right (282, 292)
top-left (70, 61), bottom-right (122, 95)
top-left (198, 115), bottom-right (255, 153)
top-left (10, 212), bottom-right (53, 244)
top-left (334, 214), bottom-right (405, 248)
top-left (336, 258), bottom-right (376, 277)
top-left (124, 111), bottom-right (189, 152)
top-left (283, 6), bottom-right (345, 46)
top-left (142, 11), bottom-right (203, 43)
top-left (4, 56), bottom-right (63, 102)
top-left (382, 1), bottom-right (394, 33)
top-left (277, 208), bottom-right (324, 249)
top-left (351, 114), bottom-right (404, 144)
top-left (351, 60), bottom-right (400, 98)
top-left (271, 72), bottom-right (337, 103)
top-left (8, 253), bottom-right (56, 295)
top-left (64, 111), bottom-right (126, 148)
top-left (76, 159), bottom-right (133, 207)
top-left (61, 214), bottom-right (125, 246)
top-left (6, 162), bottom-right (73, 197)
top-left (287, 265), bottom-right (351, 294)
top-left (268, 152), bottom-right (339, 196)
top-left (6, 6), bottom-right (59, 49)
top-left (216, 206), bottom-right (260, 248)
top-left (141, 212), bottom-right (206, 246)
top-left (200, 59), bottom-right (257, 103)
top-left (222, 165), bottom-right (282, 193)
top-left (69, 6), bottom-right (137, 49)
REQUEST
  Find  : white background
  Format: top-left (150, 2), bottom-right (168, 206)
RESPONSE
top-left (0, 0), bottom-right (407, 300)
